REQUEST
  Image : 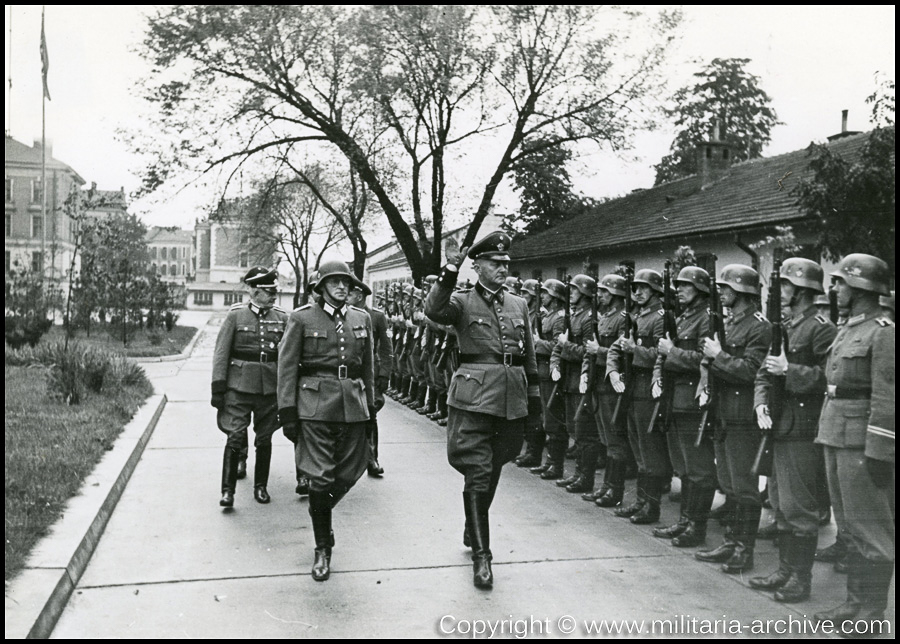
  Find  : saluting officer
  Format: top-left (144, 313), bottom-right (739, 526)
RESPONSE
top-left (425, 231), bottom-right (540, 590)
top-left (692, 265), bottom-right (771, 573)
top-left (654, 266), bottom-right (714, 545)
top-left (748, 258), bottom-right (836, 602)
top-left (551, 274), bottom-right (599, 493)
top-left (813, 254), bottom-right (894, 636)
top-left (528, 279), bottom-right (569, 478)
top-left (277, 260), bottom-right (375, 582)
top-left (211, 267), bottom-right (288, 507)
top-left (581, 274), bottom-right (630, 507)
top-left (347, 281), bottom-right (392, 478)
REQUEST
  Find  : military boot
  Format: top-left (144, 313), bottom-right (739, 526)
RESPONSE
top-left (219, 446), bottom-right (239, 507)
top-left (295, 474), bottom-right (310, 496)
top-left (427, 392), bottom-right (445, 420)
top-left (308, 491), bottom-right (334, 581)
top-left (583, 457), bottom-right (613, 502)
top-left (401, 380), bottom-right (418, 407)
top-left (848, 557), bottom-right (895, 638)
top-left (696, 524), bottom-right (738, 563)
top-left (722, 504), bottom-right (760, 573)
top-left (236, 456), bottom-right (248, 480)
top-left (775, 533), bottom-right (817, 602)
top-left (253, 444), bottom-right (272, 504)
top-left (435, 394), bottom-right (449, 425)
top-left (410, 382), bottom-right (427, 410)
top-left (757, 517), bottom-right (780, 540)
top-left (397, 377), bottom-right (413, 404)
top-left (463, 491), bottom-right (493, 589)
top-left (568, 443), bottom-right (598, 493)
top-left (655, 480), bottom-right (691, 538)
top-left (516, 422), bottom-right (546, 468)
top-left (710, 495), bottom-right (737, 526)
top-left (419, 389), bottom-right (437, 415)
top-left (595, 459), bottom-right (625, 508)
top-left (814, 552), bottom-right (867, 627)
top-left (630, 475), bottom-right (661, 524)
top-left (749, 532), bottom-right (792, 590)
top-left (816, 531), bottom-right (850, 573)
top-left (614, 473), bottom-right (647, 518)
top-left (672, 485), bottom-right (714, 548)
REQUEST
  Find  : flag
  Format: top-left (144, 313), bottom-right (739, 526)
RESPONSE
top-left (40, 8), bottom-right (51, 101)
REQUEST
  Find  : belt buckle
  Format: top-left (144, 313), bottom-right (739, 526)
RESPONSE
top-left (826, 384), bottom-right (836, 398)
top-left (502, 353), bottom-right (513, 367)
top-left (260, 352), bottom-right (268, 363)
top-left (338, 365), bottom-right (348, 379)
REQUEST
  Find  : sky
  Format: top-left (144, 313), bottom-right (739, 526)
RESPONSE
top-left (5, 5), bottom-right (896, 247)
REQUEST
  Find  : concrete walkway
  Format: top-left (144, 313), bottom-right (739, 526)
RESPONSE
top-left (13, 315), bottom-right (894, 638)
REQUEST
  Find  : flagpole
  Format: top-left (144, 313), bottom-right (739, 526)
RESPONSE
top-left (41, 7), bottom-right (47, 279)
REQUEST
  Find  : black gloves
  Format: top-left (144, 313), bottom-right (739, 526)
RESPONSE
top-left (283, 422), bottom-right (299, 444)
top-left (211, 393), bottom-right (225, 410)
top-left (211, 380), bottom-right (226, 410)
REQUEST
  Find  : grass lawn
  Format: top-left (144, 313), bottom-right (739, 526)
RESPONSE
top-left (4, 364), bottom-right (153, 582)
top-left (42, 323), bottom-right (198, 358)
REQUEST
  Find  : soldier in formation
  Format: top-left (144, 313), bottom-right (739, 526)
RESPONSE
top-left (514, 279), bottom-right (546, 467)
top-left (211, 267), bottom-right (288, 507)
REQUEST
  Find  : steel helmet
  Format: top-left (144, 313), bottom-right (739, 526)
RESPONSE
top-left (717, 264), bottom-right (760, 295)
top-left (880, 290), bottom-right (895, 312)
top-left (540, 278), bottom-right (567, 302)
top-left (402, 283), bottom-right (414, 297)
top-left (633, 269), bottom-right (664, 294)
top-left (412, 288), bottom-right (424, 301)
top-left (814, 294), bottom-right (831, 307)
top-left (780, 258), bottom-right (825, 294)
top-left (504, 276), bottom-right (522, 293)
top-left (675, 266), bottom-right (711, 294)
top-left (521, 279), bottom-right (540, 297)
top-left (830, 253), bottom-right (891, 295)
top-left (598, 274), bottom-right (627, 298)
top-left (570, 274), bottom-right (597, 298)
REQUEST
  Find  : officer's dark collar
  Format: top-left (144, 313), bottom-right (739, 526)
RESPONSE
top-left (248, 302), bottom-right (272, 316)
top-left (475, 281), bottom-right (504, 304)
top-left (320, 300), bottom-right (348, 318)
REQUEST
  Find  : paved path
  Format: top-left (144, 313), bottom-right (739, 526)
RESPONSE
top-left (48, 317), bottom-right (891, 638)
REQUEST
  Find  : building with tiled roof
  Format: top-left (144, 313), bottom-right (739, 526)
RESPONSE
top-left (5, 135), bottom-right (85, 280)
top-left (510, 126), bottom-right (873, 287)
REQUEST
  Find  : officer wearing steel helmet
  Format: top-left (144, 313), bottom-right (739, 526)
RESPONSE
top-left (514, 278), bottom-right (545, 467)
top-left (425, 230), bottom-right (540, 590)
top-left (812, 253), bottom-right (894, 636)
top-left (277, 259), bottom-right (375, 582)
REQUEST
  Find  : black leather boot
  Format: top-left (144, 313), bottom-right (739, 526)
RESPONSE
top-left (367, 421), bottom-right (384, 477)
top-left (583, 457), bottom-right (613, 501)
top-left (308, 491), bottom-right (334, 581)
top-left (846, 557), bottom-right (895, 637)
top-left (595, 459), bottom-right (625, 508)
top-left (411, 382), bottom-right (427, 410)
top-left (568, 443), bottom-right (598, 493)
top-left (397, 376), bottom-right (412, 404)
top-left (710, 495), bottom-right (737, 526)
top-left (418, 389), bottom-right (437, 415)
top-left (615, 474), bottom-right (647, 518)
top-left (749, 532), bottom-right (792, 589)
top-left (436, 393), bottom-right (449, 425)
top-left (516, 421), bottom-right (546, 468)
top-left (630, 475), bottom-right (661, 524)
top-left (540, 463), bottom-right (564, 480)
top-left (696, 524), bottom-right (738, 563)
top-left (672, 485), bottom-right (714, 547)
top-left (813, 552), bottom-right (867, 626)
top-left (757, 518), bottom-right (780, 540)
top-left (556, 470), bottom-right (582, 487)
top-left (236, 456), bottom-right (247, 480)
top-left (722, 504), bottom-right (760, 573)
top-left (655, 479), bottom-right (691, 538)
top-left (220, 446), bottom-right (239, 507)
top-left (253, 444), bottom-right (272, 504)
top-left (400, 380), bottom-right (417, 406)
top-left (775, 533), bottom-right (817, 602)
top-left (463, 491), bottom-right (493, 589)
top-left (295, 467), bottom-right (310, 496)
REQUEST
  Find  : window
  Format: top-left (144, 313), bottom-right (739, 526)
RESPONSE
top-left (181, 263), bottom-right (186, 276)
top-left (150, 247), bottom-right (157, 260)
top-left (193, 291), bottom-right (213, 306)
top-left (32, 214), bottom-right (43, 239)
top-left (31, 251), bottom-right (43, 273)
top-left (31, 179), bottom-right (43, 205)
top-left (160, 264), bottom-right (167, 276)
top-left (531, 269), bottom-right (543, 282)
top-left (170, 264), bottom-right (177, 276)
top-left (6, 213), bottom-right (11, 236)
top-left (171, 247), bottom-right (177, 261)
top-left (239, 251), bottom-right (249, 268)
top-left (224, 292), bottom-right (243, 306)
top-left (5, 178), bottom-right (13, 203)
top-left (240, 233), bottom-right (249, 246)
top-left (161, 247), bottom-right (167, 260)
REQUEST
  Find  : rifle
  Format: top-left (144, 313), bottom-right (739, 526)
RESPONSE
top-left (611, 269), bottom-right (635, 426)
top-left (391, 287), bottom-right (404, 357)
top-left (648, 261), bottom-right (678, 433)
top-left (828, 288), bottom-right (839, 325)
top-left (399, 289), bottom-right (417, 362)
top-left (697, 256), bottom-right (725, 446)
top-left (752, 259), bottom-right (785, 477)
top-left (575, 288), bottom-right (600, 422)
top-left (547, 275), bottom-right (571, 407)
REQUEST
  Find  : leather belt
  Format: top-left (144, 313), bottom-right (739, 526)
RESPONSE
top-left (458, 353), bottom-right (525, 367)
top-left (233, 350), bottom-right (278, 363)
top-left (299, 365), bottom-right (363, 380)
top-left (826, 385), bottom-right (871, 399)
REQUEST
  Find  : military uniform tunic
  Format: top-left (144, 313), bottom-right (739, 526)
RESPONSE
top-left (816, 305), bottom-right (894, 562)
top-left (704, 300), bottom-right (771, 507)
top-left (655, 300), bottom-right (715, 488)
top-left (582, 304), bottom-right (628, 459)
top-left (551, 306), bottom-right (593, 458)
top-left (212, 302), bottom-right (288, 450)
top-left (536, 307), bottom-right (568, 465)
top-left (755, 305), bottom-right (836, 534)
top-left (607, 296), bottom-right (668, 477)
top-left (426, 269), bottom-right (539, 491)
top-left (277, 301), bottom-right (375, 492)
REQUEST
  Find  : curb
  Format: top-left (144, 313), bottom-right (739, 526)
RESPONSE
top-left (132, 324), bottom-right (205, 364)
top-left (4, 394), bottom-right (168, 639)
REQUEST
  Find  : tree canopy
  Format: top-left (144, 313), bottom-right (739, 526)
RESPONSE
top-left (654, 58), bottom-right (779, 186)
top-left (132, 5), bottom-right (681, 281)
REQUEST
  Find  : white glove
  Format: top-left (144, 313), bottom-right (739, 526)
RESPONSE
top-left (651, 380), bottom-right (663, 400)
top-left (609, 371), bottom-right (625, 394)
top-left (551, 368), bottom-right (561, 382)
top-left (756, 405), bottom-right (773, 430)
top-left (579, 373), bottom-right (589, 394)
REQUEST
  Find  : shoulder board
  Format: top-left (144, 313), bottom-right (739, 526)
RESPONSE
top-left (229, 302), bottom-right (245, 310)
top-left (755, 312), bottom-right (767, 323)
top-left (620, 311), bottom-right (628, 317)
top-left (349, 305), bottom-right (366, 312)
top-left (876, 316), bottom-right (893, 327)
top-left (271, 305), bottom-right (287, 313)
top-left (658, 310), bottom-right (665, 317)
top-left (293, 304), bottom-right (313, 312)
top-left (814, 314), bottom-right (828, 325)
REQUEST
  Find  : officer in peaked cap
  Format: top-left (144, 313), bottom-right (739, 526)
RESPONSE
top-left (211, 266), bottom-right (288, 507)
top-left (425, 230), bottom-right (539, 589)
top-left (278, 259), bottom-right (375, 582)
top-left (813, 254), bottom-right (894, 635)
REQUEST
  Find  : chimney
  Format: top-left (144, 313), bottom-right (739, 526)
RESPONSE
top-left (33, 137), bottom-right (53, 158)
top-left (827, 109), bottom-right (862, 142)
top-left (696, 120), bottom-right (732, 189)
